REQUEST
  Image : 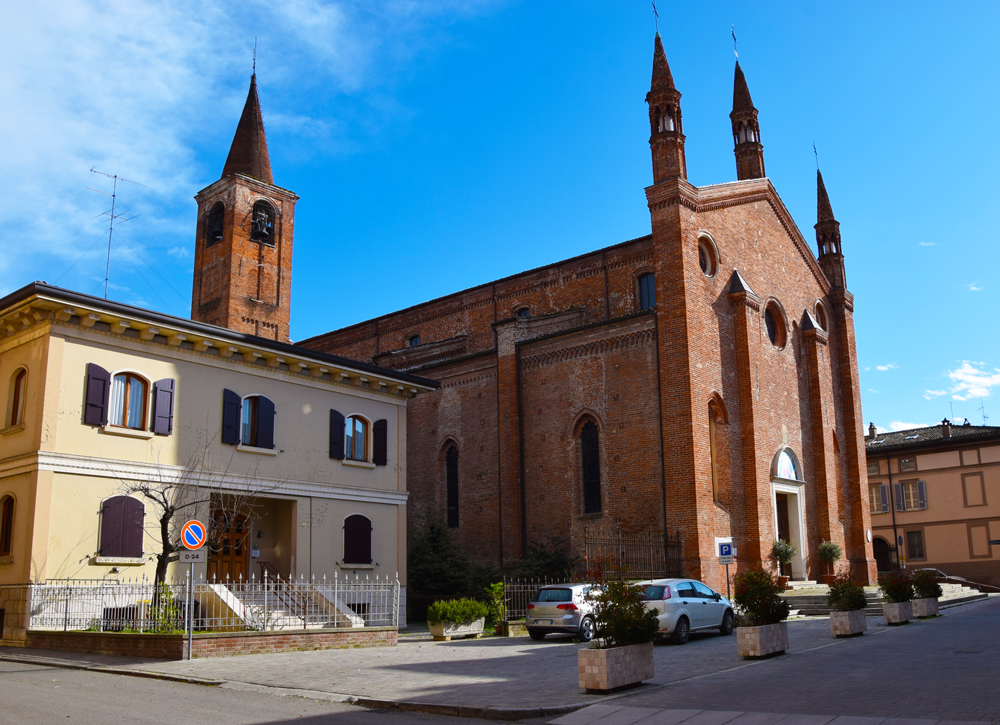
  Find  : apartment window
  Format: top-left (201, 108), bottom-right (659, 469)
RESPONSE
top-left (7, 369), bottom-right (27, 427)
top-left (895, 480), bottom-right (927, 512)
top-left (232, 394), bottom-right (275, 449)
top-left (0, 495), bottom-right (14, 557)
top-left (899, 458), bottom-right (917, 472)
top-left (581, 420), bottom-right (601, 514)
top-left (346, 416), bottom-right (369, 461)
top-left (109, 373), bottom-right (148, 430)
top-left (637, 273), bottom-right (656, 311)
top-left (99, 495), bottom-right (145, 559)
top-left (446, 445), bottom-right (459, 528)
top-left (344, 514), bottom-right (372, 564)
top-left (867, 461), bottom-right (880, 476)
top-left (869, 484), bottom-right (889, 514)
top-left (906, 530), bottom-right (925, 561)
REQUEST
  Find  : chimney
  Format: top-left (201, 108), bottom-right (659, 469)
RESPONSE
top-left (941, 418), bottom-right (952, 438)
top-left (868, 422), bottom-right (877, 439)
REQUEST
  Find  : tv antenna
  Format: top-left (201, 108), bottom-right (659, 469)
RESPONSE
top-left (979, 398), bottom-right (989, 425)
top-left (88, 169), bottom-right (144, 299)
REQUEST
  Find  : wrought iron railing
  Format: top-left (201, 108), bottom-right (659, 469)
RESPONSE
top-left (584, 526), bottom-right (682, 580)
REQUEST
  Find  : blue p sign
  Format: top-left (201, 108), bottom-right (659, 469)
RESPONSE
top-left (719, 542), bottom-right (732, 558)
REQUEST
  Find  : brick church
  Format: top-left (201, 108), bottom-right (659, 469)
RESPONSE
top-left (191, 34), bottom-right (877, 588)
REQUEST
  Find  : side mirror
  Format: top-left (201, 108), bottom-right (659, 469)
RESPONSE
top-left (713, 593), bottom-right (721, 601)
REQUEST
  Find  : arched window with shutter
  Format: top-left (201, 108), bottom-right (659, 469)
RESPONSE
top-left (99, 495), bottom-right (145, 559)
top-left (445, 445), bottom-right (459, 528)
top-left (580, 420), bottom-right (601, 514)
top-left (240, 394), bottom-right (275, 449)
top-left (109, 372), bottom-right (149, 430)
top-left (0, 495), bottom-right (14, 557)
top-left (343, 514), bottom-right (372, 564)
top-left (7, 368), bottom-right (27, 428)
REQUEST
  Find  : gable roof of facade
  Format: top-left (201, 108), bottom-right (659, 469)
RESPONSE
top-left (865, 423), bottom-right (1000, 455)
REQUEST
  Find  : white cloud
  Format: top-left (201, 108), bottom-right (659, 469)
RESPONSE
top-left (946, 361), bottom-right (1000, 401)
top-left (867, 389), bottom-right (879, 394)
top-left (864, 366), bottom-right (870, 371)
top-left (890, 421), bottom-right (928, 431)
top-left (967, 283), bottom-right (983, 292)
top-left (923, 389), bottom-right (947, 400)
top-left (168, 247), bottom-right (190, 259)
top-left (918, 242), bottom-right (936, 247)
top-left (876, 363), bottom-right (899, 371)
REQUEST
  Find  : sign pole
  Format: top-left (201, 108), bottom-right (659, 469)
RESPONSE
top-left (180, 519), bottom-right (207, 661)
top-left (188, 563), bottom-right (194, 660)
top-left (726, 563), bottom-right (731, 600)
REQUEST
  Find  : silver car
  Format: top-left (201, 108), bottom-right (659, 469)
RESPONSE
top-left (639, 578), bottom-right (735, 644)
top-left (525, 584), bottom-right (596, 641)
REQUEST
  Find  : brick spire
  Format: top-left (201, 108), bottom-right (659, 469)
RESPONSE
top-left (222, 74), bottom-right (274, 185)
top-left (816, 169), bottom-right (845, 288)
top-left (646, 33), bottom-right (686, 182)
top-left (730, 61), bottom-right (765, 181)
top-left (817, 169), bottom-right (836, 223)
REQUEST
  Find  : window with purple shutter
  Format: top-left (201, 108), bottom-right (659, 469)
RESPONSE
top-left (373, 419), bottom-right (388, 466)
top-left (152, 379), bottom-right (175, 435)
top-left (222, 389), bottom-right (241, 445)
top-left (329, 410), bottom-right (345, 459)
top-left (344, 515), bottom-right (372, 564)
top-left (84, 364), bottom-right (111, 426)
top-left (99, 495), bottom-right (145, 558)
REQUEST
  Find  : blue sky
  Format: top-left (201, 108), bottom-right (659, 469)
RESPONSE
top-left (4, 1), bottom-right (999, 435)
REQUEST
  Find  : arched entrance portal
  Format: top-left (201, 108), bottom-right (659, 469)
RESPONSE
top-left (770, 448), bottom-right (806, 580)
top-left (873, 537), bottom-right (893, 573)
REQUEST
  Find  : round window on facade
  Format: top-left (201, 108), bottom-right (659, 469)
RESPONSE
top-left (815, 301), bottom-right (829, 332)
top-left (697, 234), bottom-right (718, 278)
top-left (764, 302), bottom-right (786, 349)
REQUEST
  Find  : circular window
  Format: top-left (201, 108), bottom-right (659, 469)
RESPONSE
top-left (696, 234), bottom-right (718, 278)
top-left (764, 302), bottom-right (786, 349)
top-left (814, 302), bottom-right (828, 332)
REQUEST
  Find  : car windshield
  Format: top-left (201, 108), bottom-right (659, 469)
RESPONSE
top-left (641, 585), bottom-right (665, 600)
top-left (533, 588), bottom-right (572, 602)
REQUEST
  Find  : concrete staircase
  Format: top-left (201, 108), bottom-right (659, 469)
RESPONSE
top-left (781, 582), bottom-right (988, 617)
top-left (236, 589), bottom-right (361, 630)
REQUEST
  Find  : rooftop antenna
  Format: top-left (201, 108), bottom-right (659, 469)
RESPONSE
top-left (731, 25), bottom-right (738, 59)
top-left (651, 2), bottom-right (659, 33)
top-left (88, 169), bottom-right (144, 299)
top-left (979, 398), bottom-right (989, 425)
top-left (949, 401), bottom-right (955, 421)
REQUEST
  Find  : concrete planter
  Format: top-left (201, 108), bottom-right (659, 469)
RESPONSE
top-left (883, 601), bottom-right (913, 625)
top-left (830, 609), bottom-right (867, 637)
top-left (913, 598), bottom-right (939, 618)
top-left (737, 622), bottom-right (788, 659)
top-left (578, 641), bottom-right (654, 693)
top-left (494, 620), bottom-right (527, 637)
top-left (429, 617), bottom-right (485, 641)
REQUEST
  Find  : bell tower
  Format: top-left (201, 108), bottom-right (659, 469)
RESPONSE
top-left (646, 33), bottom-right (686, 183)
top-left (191, 73), bottom-right (298, 342)
top-left (731, 61), bottom-right (765, 180)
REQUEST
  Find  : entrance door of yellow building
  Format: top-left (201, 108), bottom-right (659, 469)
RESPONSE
top-left (207, 512), bottom-right (249, 582)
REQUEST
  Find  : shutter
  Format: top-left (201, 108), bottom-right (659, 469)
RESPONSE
top-left (373, 419), bottom-right (388, 466)
top-left (893, 483), bottom-right (904, 512)
top-left (152, 379), bottom-right (175, 435)
top-left (329, 410), bottom-right (345, 460)
top-left (100, 496), bottom-right (144, 558)
top-left (221, 389), bottom-right (241, 445)
top-left (84, 364), bottom-right (111, 426)
top-left (343, 514), bottom-right (372, 564)
top-left (917, 480), bottom-right (928, 510)
top-left (879, 484), bottom-right (890, 513)
top-left (257, 396), bottom-right (276, 450)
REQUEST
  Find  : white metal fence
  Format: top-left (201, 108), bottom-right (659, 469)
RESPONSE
top-left (23, 573), bottom-right (399, 633)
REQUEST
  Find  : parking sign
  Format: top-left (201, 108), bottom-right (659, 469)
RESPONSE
top-left (719, 542), bottom-right (734, 565)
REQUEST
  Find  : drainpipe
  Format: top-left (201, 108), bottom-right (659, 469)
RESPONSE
top-left (885, 452), bottom-right (898, 566)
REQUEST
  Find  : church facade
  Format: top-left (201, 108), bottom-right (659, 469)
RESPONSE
top-left (189, 36), bottom-right (877, 589)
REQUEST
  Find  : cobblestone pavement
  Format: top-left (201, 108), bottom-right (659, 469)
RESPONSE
top-left (569, 598), bottom-right (1000, 723)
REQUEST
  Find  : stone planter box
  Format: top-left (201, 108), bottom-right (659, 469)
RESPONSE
top-left (737, 622), bottom-right (788, 659)
top-left (429, 617), bottom-right (485, 641)
top-left (494, 620), bottom-right (528, 637)
top-left (883, 601), bottom-right (913, 625)
top-left (913, 598), bottom-right (939, 618)
top-left (830, 609), bottom-right (867, 637)
top-left (578, 641), bottom-right (654, 693)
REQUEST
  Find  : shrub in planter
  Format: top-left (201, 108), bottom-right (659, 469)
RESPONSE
top-left (732, 569), bottom-right (790, 658)
top-left (826, 573), bottom-right (867, 637)
top-left (878, 570), bottom-right (914, 625)
top-left (427, 598), bottom-right (489, 640)
top-left (818, 541), bottom-right (842, 584)
top-left (771, 540), bottom-right (797, 585)
top-left (911, 569), bottom-right (942, 618)
top-left (484, 582), bottom-right (506, 633)
top-left (579, 577), bottom-right (658, 692)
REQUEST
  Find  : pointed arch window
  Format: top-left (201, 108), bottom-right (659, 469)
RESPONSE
top-left (206, 202), bottom-right (225, 247)
top-left (581, 420), bottom-right (601, 514)
top-left (446, 445), bottom-right (459, 528)
top-left (250, 201), bottom-right (275, 245)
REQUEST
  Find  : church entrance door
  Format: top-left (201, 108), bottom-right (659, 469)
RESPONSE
top-left (775, 493), bottom-right (791, 576)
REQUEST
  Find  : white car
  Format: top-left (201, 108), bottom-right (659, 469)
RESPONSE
top-left (638, 578), bottom-right (735, 644)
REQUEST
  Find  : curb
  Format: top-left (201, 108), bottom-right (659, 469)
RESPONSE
top-left (0, 653), bottom-right (224, 686)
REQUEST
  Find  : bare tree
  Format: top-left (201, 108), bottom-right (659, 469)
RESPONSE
top-left (107, 434), bottom-right (285, 584)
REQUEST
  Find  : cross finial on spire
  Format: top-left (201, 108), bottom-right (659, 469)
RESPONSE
top-left (253, 37), bottom-right (257, 74)
top-left (731, 25), bottom-right (738, 59)
top-left (651, 1), bottom-right (659, 34)
top-left (813, 140), bottom-right (819, 170)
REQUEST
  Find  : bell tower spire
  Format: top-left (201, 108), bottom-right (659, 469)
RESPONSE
top-left (730, 61), bottom-right (765, 180)
top-left (646, 33), bottom-right (687, 183)
top-left (816, 169), bottom-right (846, 289)
top-left (190, 72), bottom-right (298, 342)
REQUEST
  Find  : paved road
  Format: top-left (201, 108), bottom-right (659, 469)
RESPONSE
top-left (0, 659), bottom-right (446, 725)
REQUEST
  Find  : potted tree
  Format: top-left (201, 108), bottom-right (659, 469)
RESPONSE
top-left (818, 541), bottom-right (842, 586)
top-left (911, 569), bottom-right (943, 618)
top-left (827, 572), bottom-right (868, 637)
top-left (579, 577), bottom-right (658, 693)
top-left (771, 540), bottom-right (797, 589)
top-left (427, 598), bottom-right (489, 641)
top-left (878, 570), bottom-right (914, 625)
top-left (733, 568), bottom-right (791, 658)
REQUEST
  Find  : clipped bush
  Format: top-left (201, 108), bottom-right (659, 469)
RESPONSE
top-left (585, 576), bottom-right (658, 649)
top-left (771, 540), bottom-right (797, 568)
top-left (732, 568), bottom-right (790, 626)
top-left (878, 570), bottom-right (914, 603)
top-left (484, 582), bottom-right (506, 624)
top-left (826, 572), bottom-right (867, 611)
top-left (818, 540), bottom-right (842, 568)
top-left (911, 569), bottom-right (943, 599)
top-left (426, 598), bottom-right (489, 625)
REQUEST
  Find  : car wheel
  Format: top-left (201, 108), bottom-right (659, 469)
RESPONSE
top-left (719, 609), bottom-right (735, 636)
top-left (670, 616), bottom-right (690, 645)
top-left (576, 617), bottom-right (595, 642)
top-left (528, 629), bottom-right (547, 641)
